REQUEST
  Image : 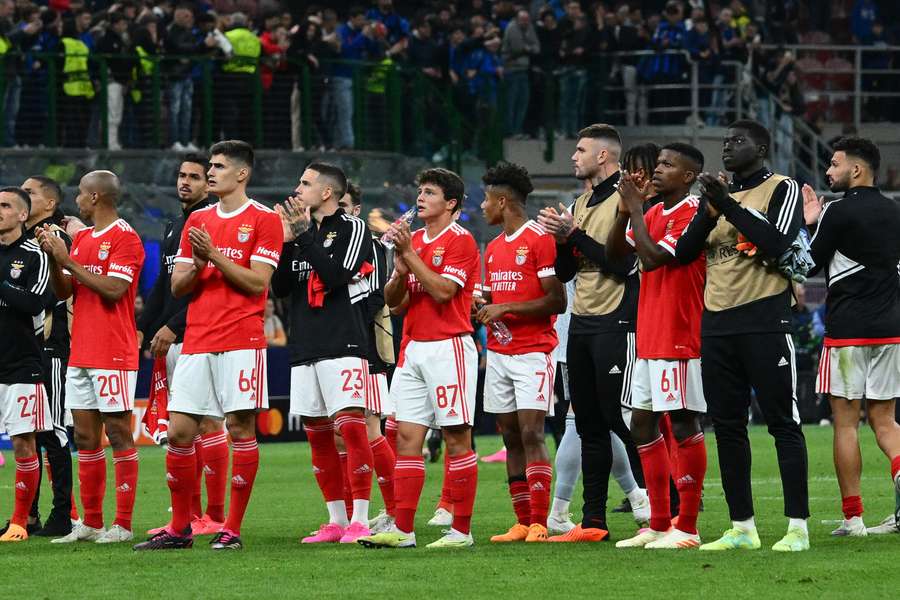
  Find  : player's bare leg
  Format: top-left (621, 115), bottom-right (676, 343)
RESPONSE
top-left (0, 433), bottom-right (40, 542)
top-left (867, 400), bottom-right (900, 532)
top-left (830, 396), bottom-right (866, 535)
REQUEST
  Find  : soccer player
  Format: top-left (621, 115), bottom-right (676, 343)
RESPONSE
top-left (358, 168), bottom-right (480, 549)
top-left (0, 187), bottom-right (53, 543)
top-left (607, 143), bottom-right (708, 549)
top-left (134, 140), bottom-right (283, 551)
top-left (477, 162), bottom-right (566, 543)
top-left (338, 183), bottom-right (398, 534)
top-left (675, 120), bottom-right (810, 551)
top-left (38, 171), bottom-right (145, 545)
top-left (802, 137), bottom-right (900, 536)
top-left (140, 154), bottom-right (229, 536)
top-left (537, 124), bottom-right (643, 542)
top-left (21, 176), bottom-right (75, 536)
top-left (271, 162), bottom-right (376, 545)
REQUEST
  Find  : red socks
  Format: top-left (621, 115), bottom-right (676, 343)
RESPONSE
top-left (891, 455), bottom-right (900, 481)
top-left (394, 455), bottom-right (426, 533)
top-left (77, 449), bottom-right (106, 530)
top-left (437, 453), bottom-right (453, 512)
top-left (526, 461), bottom-right (552, 527)
top-left (200, 430), bottom-right (229, 523)
top-left (370, 436), bottom-right (396, 515)
top-left (339, 452), bottom-right (352, 518)
top-left (304, 423), bottom-right (344, 503)
top-left (223, 437), bottom-right (259, 535)
top-left (12, 455), bottom-right (40, 528)
top-left (638, 436), bottom-right (672, 533)
top-left (674, 433), bottom-right (707, 535)
top-left (335, 412), bottom-right (374, 502)
top-left (509, 478), bottom-right (530, 525)
top-left (842, 495), bottom-right (864, 520)
top-left (191, 435), bottom-right (203, 518)
top-left (166, 442), bottom-right (197, 533)
top-left (112, 448), bottom-right (139, 531)
top-left (385, 417), bottom-right (398, 456)
top-left (448, 451), bottom-right (478, 534)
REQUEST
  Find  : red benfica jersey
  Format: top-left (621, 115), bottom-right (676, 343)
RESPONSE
top-left (626, 196), bottom-right (705, 359)
top-left (67, 219), bottom-right (144, 370)
top-left (175, 200), bottom-right (283, 354)
top-left (484, 220), bottom-right (558, 355)
top-left (403, 222), bottom-right (479, 342)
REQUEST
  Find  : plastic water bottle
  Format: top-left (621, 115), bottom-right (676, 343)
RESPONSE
top-left (380, 208), bottom-right (418, 249)
top-left (489, 320), bottom-right (513, 345)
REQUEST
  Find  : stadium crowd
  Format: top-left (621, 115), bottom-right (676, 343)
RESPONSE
top-left (1, 0), bottom-right (898, 152)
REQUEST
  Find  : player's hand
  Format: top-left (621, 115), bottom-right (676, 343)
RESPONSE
top-left (137, 330), bottom-right (144, 348)
top-left (276, 195), bottom-right (311, 242)
top-left (538, 203), bottom-right (575, 243)
top-left (392, 252), bottom-right (410, 276)
top-left (698, 172), bottom-right (729, 208)
top-left (735, 233), bottom-right (757, 257)
top-left (476, 303), bottom-right (507, 325)
top-left (801, 183), bottom-right (824, 226)
top-left (150, 325), bottom-right (176, 358)
top-left (391, 221), bottom-right (413, 255)
top-left (188, 224), bottom-right (215, 260)
top-left (37, 225), bottom-right (70, 263)
top-left (618, 170), bottom-right (649, 214)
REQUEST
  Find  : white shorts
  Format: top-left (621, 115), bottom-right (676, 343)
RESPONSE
top-left (166, 342), bottom-right (183, 384)
top-left (631, 358), bottom-right (706, 413)
top-left (367, 371), bottom-right (394, 416)
top-left (170, 349), bottom-right (268, 418)
top-left (484, 350), bottom-right (555, 415)
top-left (290, 357), bottom-right (370, 417)
top-left (66, 367), bottom-right (138, 413)
top-left (0, 383), bottom-right (52, 436)
top-left (390, 336), bottom-right (477, 428)
top-left (816, 344), bottom-right (900, 400)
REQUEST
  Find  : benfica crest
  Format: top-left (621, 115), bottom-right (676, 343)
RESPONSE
top-left (324, 231), bottom-right (337, 248)
top-left (432, 246), bottom-right (445, 267)
top-left (237, 224), bottom-right (253, 243)
top-left (98, 241), bottom-right (111, 260)
top-left (515, 246), bottom-right (528, 266)
top-left (9, 260), bottom-right (24, 280)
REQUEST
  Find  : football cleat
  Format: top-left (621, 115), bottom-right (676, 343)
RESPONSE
top-left (33, 512), bottom-right (72, 537)
top-left (339, 522), bottom-right (372, 544)
top-left (367, 510), bottom-right (395, 534)
top-left (699, 528), bottom-right (760, 551)
top-left (210, 530), bottom-right (243, 550)
top-left (615, 528), bottom-right (668, 548)
top-left (547, 525), bottom-right (609, 542)
top-left (480, 448), bottom-right (507, 463)
top-left (490, 523), bottom-right (529, 543)
top-left (426, 528), bottom-right (474, 549)
top-left (301, 523), bottom-right (345, 544)
top-left (192, 515), bottom-right (225, 536)
top-left (0, 523), bottom-right (28, 542)
top-left (525, 523), bottom-right (548, 543)
top-left (772, 527), bottom-right (810, 552)
top-left (95, 524), bottom-right (134, 544)
top-left (51, 522), bottom-right (105, 544)
top-left (866, 514), bottom-right (899, 535)
top-left (831, 516), bottom-right (867, 537)
top-left (133, 527), bottom-right (193, 551)
top-left (547, 512), bottom-right (576, 535)
top-left (427, 507), bottom-right (453, 527)
top-left (611, 497), bottom-right (632, 513)
top-left (645, 528), bottom-right (702, 549)
top-left (358, 527), bottom-right (417, 549)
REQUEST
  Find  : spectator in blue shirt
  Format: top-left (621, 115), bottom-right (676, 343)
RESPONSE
top-left (466, 32), bottom-right (502, 108)
top-left (641, 1), bottom-right (687, 124)
top-left (366, 0), bottom-right (408, 53)
top-left (851, 0), bottom-right (878, 44)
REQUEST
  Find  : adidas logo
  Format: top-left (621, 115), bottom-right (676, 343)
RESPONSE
top-left (312, 466), bottom-right (323, 474)
top-left (352, 391), bottom-right (362, 400)
top-left (536, 394), bottom-right (545, 402)
top-left (778, 357), bottom-right (789, 367)
top-left (232, 475), bottom-right (248, 488)
top-left (377, 476), bottom-right (388, 484)
top-left (165, 472), bottom-right (176, 482)
top-left (447, 408), bottom-right (458, 417)
top-left (107, 398), bottom-right (118, 406)
top-left (531, 482), bottom-right (545, 491)
top-left (353, 464), bottom-right (373, 475)
top-left (116, 483), bottom-right (131, 493)
top-left (15, 482), bottom-right (28, 491)
top-left (203, 465), bottom-right (214, 475)
top-left (666, 393), bottom-right (677, 402)
top-left (609, 365), bottom-right (622, 375)
top-left (676, 475), bottom-right (696, 486)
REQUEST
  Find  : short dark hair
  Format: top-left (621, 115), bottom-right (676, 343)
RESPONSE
top-left (346, 181), bottom-right (362, 206)
top-left (348, 5), bottom-right (366, 18)
top-left (307, 161), bottom-right (348, 199)
top-left (622, 143), bottom-right (660, 175)
top-left (728, 119), bottom-right (771, 153)
top-left (26, 175), bottom-right (63, 206)
top-left (417, 168), bottom-right (465, 214)
top-left (832, 136), bottom-right (881, 174)
top-left (108, 11), bottom-right (128, 25)
top-left (0, 187), bottom-right (31, 213)
top-left (661, 142), bottom-right (705, 172)
top-left (482, 161), bottom-right (533, 203)
top-left (180, 152), bottom-right (209, 178)
top-left (209, 140), bottom-right (254, 168)
top-left (577, 123), bottom-right (621, 146)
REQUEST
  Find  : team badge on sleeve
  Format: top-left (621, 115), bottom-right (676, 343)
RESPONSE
top-left (515, 246), bottom-right (528, 266)
top-left (324, 231), bottom-right (336, 248)
top-left (238, 224), bottom-right (253, 243)
top-left (9, 260), bottom-right (24, 279)
top-left (98, 241), bottom-right (111, 260)
top-left (432, 247), bottom-right (445, 266)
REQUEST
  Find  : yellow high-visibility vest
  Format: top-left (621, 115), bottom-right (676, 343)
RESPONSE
top-left (61, 37), bottom-right (94, 99)
top-left (223, 27), bottom-right (260, 74)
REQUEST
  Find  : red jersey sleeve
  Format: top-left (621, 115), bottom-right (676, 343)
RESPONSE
top-left (174, 212), bottom-right (197, 265)
top-left (533, 232), bottom-right (558, 278)
top-left (106, 230), bottom-right (145, 283)
top-left (657, 201), bottom-right (699, 256)
top-left (250, 211), bottom-right (284, 268)
top-left (438, 232), bottom-right (477, 289)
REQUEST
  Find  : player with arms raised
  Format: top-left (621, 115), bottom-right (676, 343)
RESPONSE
top-left (134, 140), bottom-right (283, 551)
top-left (477, 162), bottom-right (566, 544)
top-left (607, 143), bottom-right (708, 549)
top-left (359, 168), bottom-right (480, 549)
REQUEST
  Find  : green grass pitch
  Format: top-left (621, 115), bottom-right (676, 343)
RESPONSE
top-left (1, 426), bottom-right (897, 599)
